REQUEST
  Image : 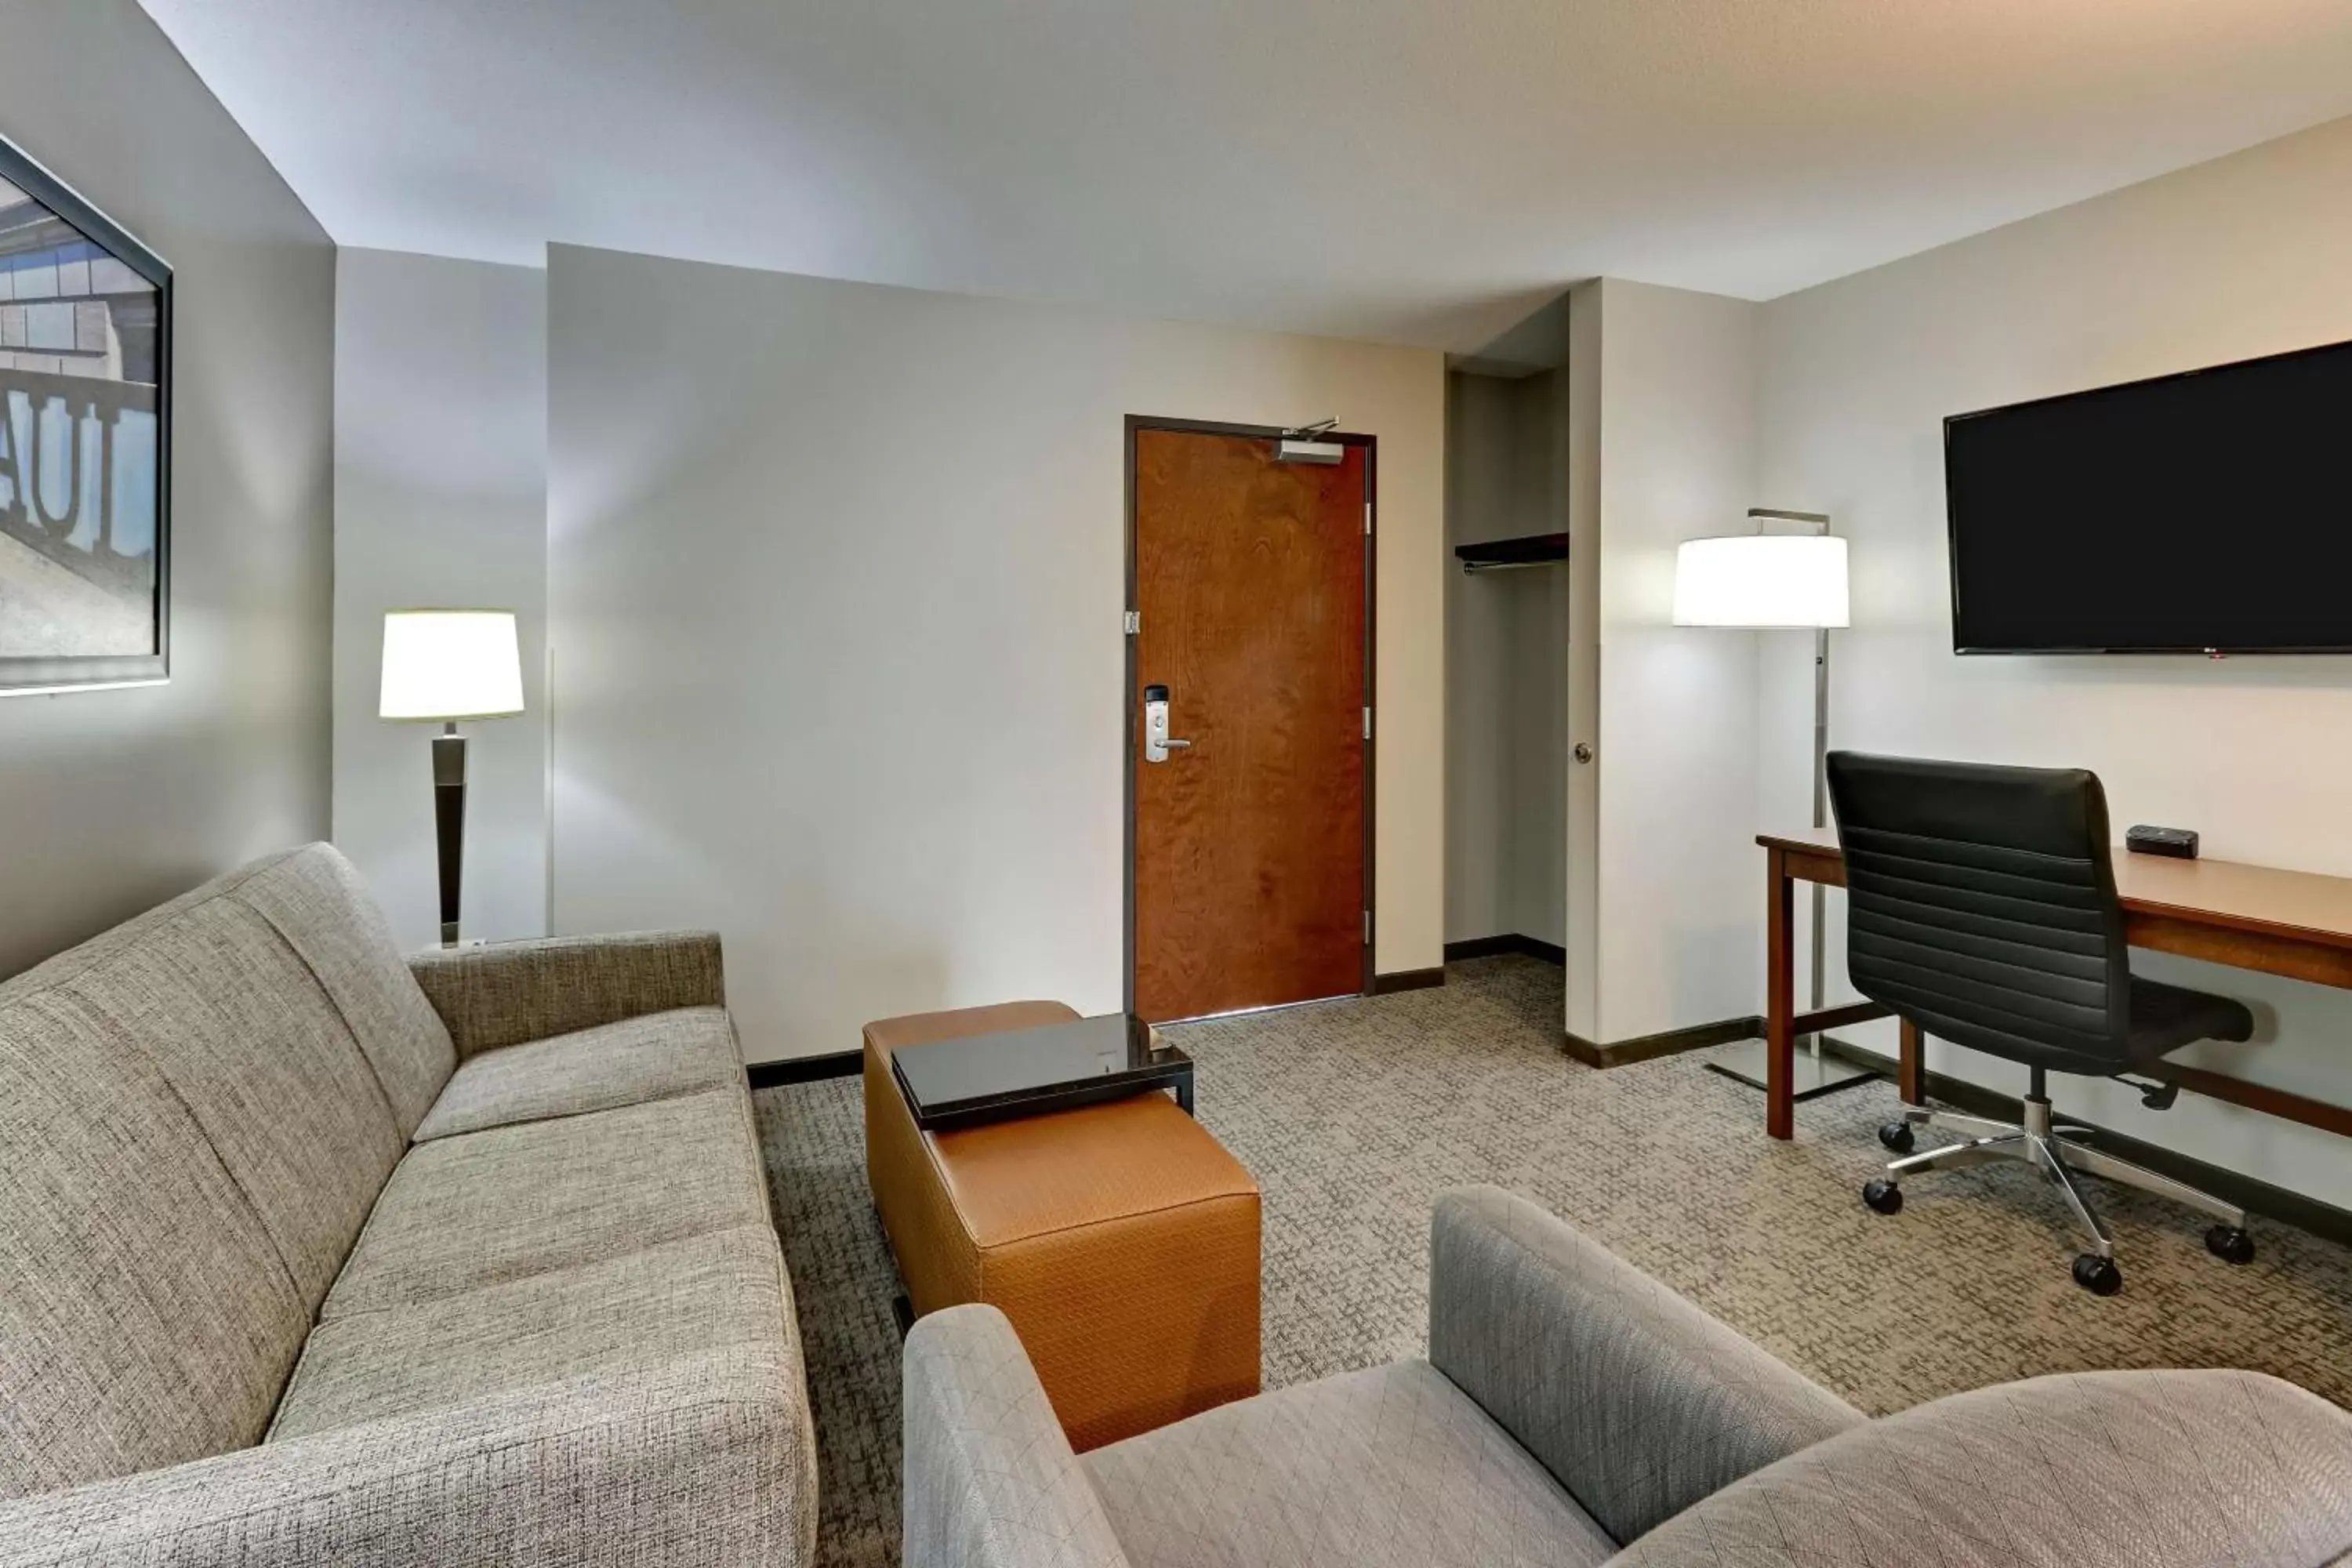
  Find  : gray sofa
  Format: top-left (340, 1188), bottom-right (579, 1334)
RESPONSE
top-left (0, 844), bottom-right (814, 1566)
top-left (906, 1185), bottom-right (2352, 1568)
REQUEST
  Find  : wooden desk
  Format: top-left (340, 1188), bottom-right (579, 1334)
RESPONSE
top-left (1759, 827), bottom-right (2352, 1141)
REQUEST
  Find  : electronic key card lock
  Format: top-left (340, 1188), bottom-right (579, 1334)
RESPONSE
top-left (1142, 684), bottom-right (1192, 763)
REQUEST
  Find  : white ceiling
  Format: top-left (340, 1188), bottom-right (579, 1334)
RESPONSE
top-left (140, 0), bottom-right (2352, 352)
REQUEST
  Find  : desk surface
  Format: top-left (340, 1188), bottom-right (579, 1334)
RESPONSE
top-left (1759, 827), bottom-right (2352, 955)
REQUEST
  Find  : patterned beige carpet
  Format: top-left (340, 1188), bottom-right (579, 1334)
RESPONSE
top-left (753, 955), bottom-right (2352, 1568)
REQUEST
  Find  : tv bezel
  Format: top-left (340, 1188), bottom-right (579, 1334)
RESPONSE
top-left (1944, 336), bottom-right (2352, 657)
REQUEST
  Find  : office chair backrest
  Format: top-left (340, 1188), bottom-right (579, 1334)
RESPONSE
top-left (1825, 752), bottom-right (2132, 1076)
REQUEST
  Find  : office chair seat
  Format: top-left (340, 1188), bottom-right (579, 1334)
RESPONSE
top-left (2128, 976), bottom-right (2253, 1062)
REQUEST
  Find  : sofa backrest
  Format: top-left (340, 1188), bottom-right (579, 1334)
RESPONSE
top-left (1428, 1185), bottom-right (1866, 1545)
top-left (0, 844), bottom-right (456, 1501)
top-left (1607, 1369), bottom-right (2352, 1567)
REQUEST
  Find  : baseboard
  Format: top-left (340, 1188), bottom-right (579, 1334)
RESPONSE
top-left (1371, 967), bottom-right (1446, 996)
top-left (745, 1050), bottom-right (862, 1089)
top-left (1563, 1014), bottom-right (1762, 1070)
top-left (1443, 933), bottom-right (1566, 965)
top-left (1817, 1036), bottom-right (2352, 1250)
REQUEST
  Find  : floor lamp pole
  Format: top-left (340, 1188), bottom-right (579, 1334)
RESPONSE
top-left (432, 720), bottom-right (466, 948)
top-left (1809, 624), bottom-right (1828, 1054)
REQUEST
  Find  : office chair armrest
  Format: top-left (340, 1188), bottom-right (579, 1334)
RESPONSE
top-left (902, 1305), bottom-right (1133, 1568)
top-left (1428, 1185), bottom-right (1866, 1544)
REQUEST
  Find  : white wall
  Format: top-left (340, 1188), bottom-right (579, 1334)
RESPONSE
top-left (1759, 114), bottom-right (2352, 1204)
top-left (332, 249), bottom-right (548, 949)
top-left (0, 0), bottom-right (335, 976)
top-left (547, 245), bottom-right (1445, 1062)
top-left (1445, 368), bottom-right (1566, 947)
top-left (1572, 279), bottom-right (1764, 1043)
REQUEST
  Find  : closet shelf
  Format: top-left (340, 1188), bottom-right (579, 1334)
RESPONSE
top-left (1455, 532), bottom-right (1569, 573)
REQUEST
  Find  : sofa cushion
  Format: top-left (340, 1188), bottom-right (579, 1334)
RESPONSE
top-left (0, 994), bottom-right (310, 1500)
top-left (323, 1089), bottom-right (772, 1318)
top-left (1083, 1359), bottom-right (1618, 1568)
top-left (270, 1225), bottom-right (792, 1442)
top-left (411, 1005), bottom-right (742, 1142)
top-left (1604, 1369), bottom-right (2352, 1568)
top-left (230, 844), bottom-right (457, 1138)
top-left (46, 896), bottom-right (405, 1311)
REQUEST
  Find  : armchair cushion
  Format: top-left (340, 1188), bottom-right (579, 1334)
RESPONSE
top-left (1083, 1359), bottom-right (1617, 1568)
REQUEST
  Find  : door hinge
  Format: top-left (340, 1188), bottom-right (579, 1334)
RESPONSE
top-left (1363, 706), bottom-right (1372, 740)
top-left (1364, 503), bottom-right (1373, 536)
top-left (1123, 610), bottom-right (1140, 635)
top-left (1363, 909), bottom-right (1372, 944)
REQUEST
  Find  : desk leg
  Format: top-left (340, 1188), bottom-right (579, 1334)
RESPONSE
top-left (1897, 1018), bottom-right (1924, 1106)
top-left (1177, 1075), bottom-right (1195, 1116)
top-left (1766, 847), bottom-right (1795, 1140)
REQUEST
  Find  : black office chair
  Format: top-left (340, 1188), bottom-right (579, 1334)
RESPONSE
top-left (1826, 751), bottom-right (2257, 1295)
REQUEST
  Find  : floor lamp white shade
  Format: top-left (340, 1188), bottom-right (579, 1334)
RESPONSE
top-left (1671, 534), bottom-right (1849, 630)
top-left (379, 610), bottom-right (524, 721)
top-left (1673, 524), bottom-right (1868, 1100)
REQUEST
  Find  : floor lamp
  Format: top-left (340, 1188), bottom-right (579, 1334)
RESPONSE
top-left (379, 610), bottom-right (524, 948)
top-left (1674, 510), bottom-right (1875, 1100)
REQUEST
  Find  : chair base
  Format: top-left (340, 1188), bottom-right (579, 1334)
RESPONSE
top-left (1866, 1096), bottom-right (2254, 1290)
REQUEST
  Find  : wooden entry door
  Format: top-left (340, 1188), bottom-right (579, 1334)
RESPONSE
top-left (1130, 424), bottom-right (1370, 1023)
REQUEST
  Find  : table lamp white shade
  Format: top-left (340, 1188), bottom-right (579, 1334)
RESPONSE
top-left (379, 610), bottom-right (524, 720)
top-left (1671, 535), bottom-right (1849, 629)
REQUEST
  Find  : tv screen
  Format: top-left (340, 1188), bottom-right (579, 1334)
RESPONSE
top-left (1944, 338), bottom-right (2352, 654)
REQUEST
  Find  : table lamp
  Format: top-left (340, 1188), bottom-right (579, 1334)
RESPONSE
top-left (1673, 510), bottom-right (1871, 1100)
top-left (379, 610), bottom-right (524, 947)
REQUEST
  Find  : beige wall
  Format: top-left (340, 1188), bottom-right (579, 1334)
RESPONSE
top-left (1758, 114), bottom-right (2352, 1203)
top-left (547, 245), bottom-right (1443, 1061)
top-left (0, 1), bottom-right (335, 976)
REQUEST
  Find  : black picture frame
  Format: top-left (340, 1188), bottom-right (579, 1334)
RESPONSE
top-left (0, 132), bottom-right (172, 693)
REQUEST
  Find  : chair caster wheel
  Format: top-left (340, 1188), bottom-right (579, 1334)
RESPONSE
top-left (1862, 1178), bottom-right (1904, 1214)
top-left (1877, 1120), bottom-right (1915, 1153)
top-left (2072, 1254), bottom-right (2122, 1296)
top-left (2205, 1225), bottom-right (2256, 1265)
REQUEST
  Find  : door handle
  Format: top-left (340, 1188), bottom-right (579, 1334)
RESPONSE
top-left (1142, 684), bottom-right (1192, 762)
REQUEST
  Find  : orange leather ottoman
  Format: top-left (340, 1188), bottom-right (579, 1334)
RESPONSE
top-left (863, 1001), bottom-right (1261, 1450)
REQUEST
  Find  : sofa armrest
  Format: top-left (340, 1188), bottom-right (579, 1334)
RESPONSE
top-left (902, 1305), bottom-right (1131, 1568)
top-left (0, 1347), bottom-right (815, 1568)
top-left (408, 930), bottom-right (725, 1057)
top-left (1427, 1185), bottom-right (1865, 1545)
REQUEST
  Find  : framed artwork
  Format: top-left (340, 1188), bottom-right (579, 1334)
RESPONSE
top-left (0, 132), bottom-right (171, 693)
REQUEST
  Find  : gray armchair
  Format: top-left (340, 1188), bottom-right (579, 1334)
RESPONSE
top-left (904, 1185), bottom-right (2352, 1568)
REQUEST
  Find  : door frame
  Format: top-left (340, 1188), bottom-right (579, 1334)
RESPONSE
top-left (1120, 414), bottom-right (1379, 1018)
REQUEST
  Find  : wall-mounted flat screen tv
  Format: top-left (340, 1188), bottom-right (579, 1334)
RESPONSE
top-left (1945, 337), bottom-right (2352, 654)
